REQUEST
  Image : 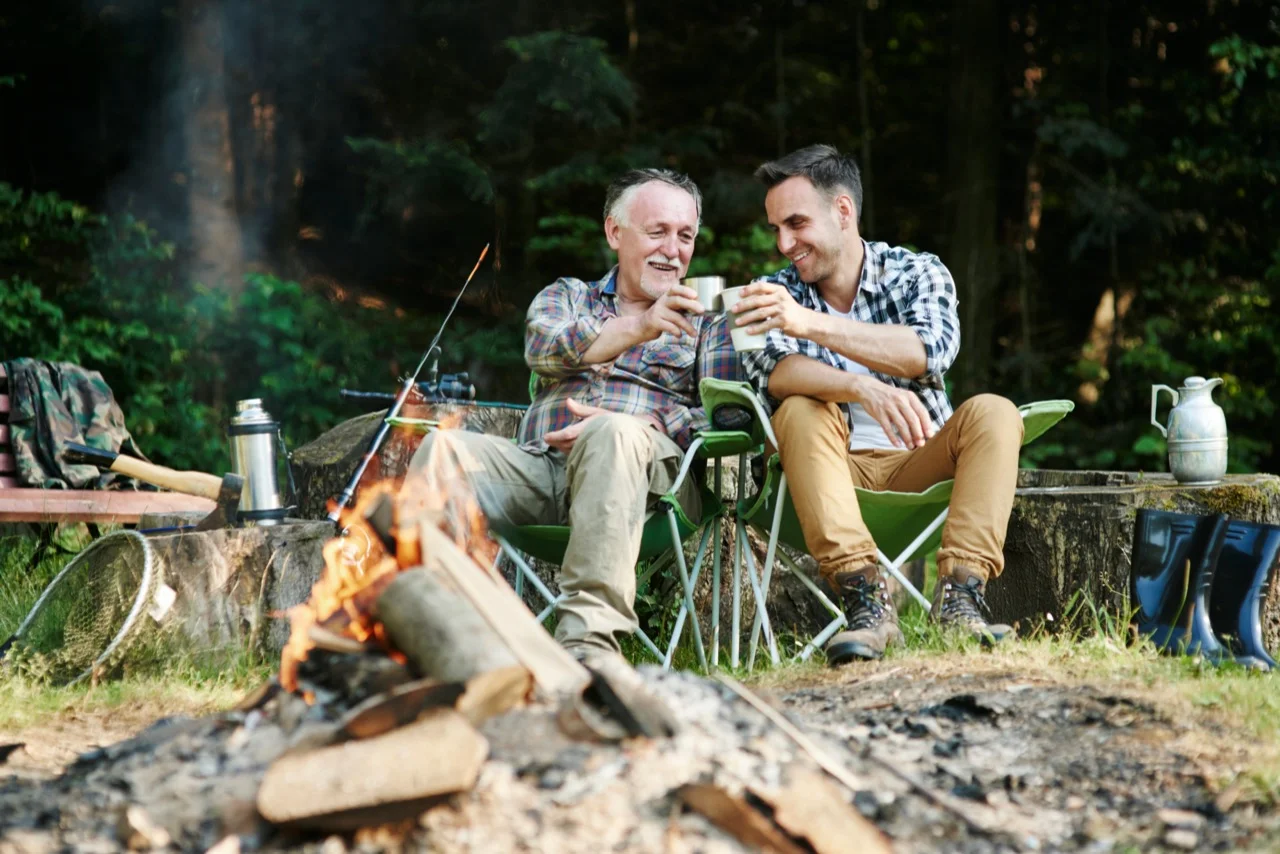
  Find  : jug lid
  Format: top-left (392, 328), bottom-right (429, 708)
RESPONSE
top-left (1183, 376), bottom-right (1208, 388)
top-left (231, 398), bottom-right (274, 427)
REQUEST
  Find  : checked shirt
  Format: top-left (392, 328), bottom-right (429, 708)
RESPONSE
top-left (520, 268), bottom-right (739, 452)
top-left (741, 240), bottom-right (961, 432)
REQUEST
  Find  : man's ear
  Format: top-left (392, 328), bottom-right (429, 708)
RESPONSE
top-left (836, 194), bottom-right (858, 231)
top-left (604, 216), bottom-right (622, 251)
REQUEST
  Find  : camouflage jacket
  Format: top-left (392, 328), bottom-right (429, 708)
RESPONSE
top-left (3, 358), bottom-right (145, 489)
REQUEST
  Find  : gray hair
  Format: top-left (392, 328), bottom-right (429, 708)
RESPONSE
top-left (603, 168), bottom-right (703, 228)
top-left (754, 144), bottom-right (863, 217)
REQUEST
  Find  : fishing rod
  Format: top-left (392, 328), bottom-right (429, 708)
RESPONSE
top-left (327, 244), bottom-right (490, 525)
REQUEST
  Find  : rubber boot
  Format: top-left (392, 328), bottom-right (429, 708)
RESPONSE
top-left (1131, 510), bottom-right (1229, 660)
top-left (1208, 519), bottom-right (1279, 670)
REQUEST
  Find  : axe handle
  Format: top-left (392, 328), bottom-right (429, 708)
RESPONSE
top-left (105, 455), bottom-right (227, 501)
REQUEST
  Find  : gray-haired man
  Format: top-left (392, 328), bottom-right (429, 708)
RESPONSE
top-left (407, 168), bottom-right (738, 659)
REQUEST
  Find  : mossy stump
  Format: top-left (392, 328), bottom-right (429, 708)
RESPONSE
top-left (990, 470), bottom-right (1280, 653)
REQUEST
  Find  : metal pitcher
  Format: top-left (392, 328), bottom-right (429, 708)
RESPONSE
top-left (1150, 376), bottom-right (1228, 485)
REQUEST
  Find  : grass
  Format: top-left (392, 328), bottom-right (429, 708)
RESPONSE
top-left (0, 530), bottom-right (272, 733)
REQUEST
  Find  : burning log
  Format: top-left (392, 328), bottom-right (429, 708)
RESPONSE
top-left (374, 567), bottom-right (518, 682)
top-left (255, 708), bottom-right (487, 831)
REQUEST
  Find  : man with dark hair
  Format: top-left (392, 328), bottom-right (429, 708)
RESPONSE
top-left (407, 168), bottom-right (736, 661)
top-left (733, 144), bottom-right (1024, 665)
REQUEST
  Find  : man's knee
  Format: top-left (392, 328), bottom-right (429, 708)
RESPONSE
top-left (772, 395), bottom-right (842, 440)
top-left (576, 413), bottom-right (651, 451)
top-left (957, 394), bottom-right (1023, 441)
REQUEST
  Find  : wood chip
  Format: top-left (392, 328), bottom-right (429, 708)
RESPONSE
top-left (116, 805), bottom-right (172, 850)
top-left (752, 769), bottom-right (892, 854)
top-left (338, 677), bottom-right (466, 740)
top-left (257, 709), bottom-right (487, 830)
top-left (307, 625), bottom-right (376, 655)
top-left (677, 784), bottom-right (808, 854)
top-left (456, 666), bottom-right (533, 725)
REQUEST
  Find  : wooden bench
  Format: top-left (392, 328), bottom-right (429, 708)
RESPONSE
top-left (0, 364), bottom-right (214, 524)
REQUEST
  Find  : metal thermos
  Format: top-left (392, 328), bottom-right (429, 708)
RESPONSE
top-left (228, 399), bottom-right (286, 525)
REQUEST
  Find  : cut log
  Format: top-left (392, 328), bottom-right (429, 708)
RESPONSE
top-left (677, 784), bottom-right (809, 854)
top-left (256, 708), bottom-right (487, 830)
top-left (375, 567), bottom-right (518, 682)
top-left (992, 470), bottom-right (1280, 652)
top-left (421, 521), bottom-right (590, 696)
top-left (146, 521), bottom-right (331, 655)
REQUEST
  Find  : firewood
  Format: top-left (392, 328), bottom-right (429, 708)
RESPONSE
top-left (375, 567), bottom-right (518, 682)
top-left (419, 522), bottom-right (589, 696)
top-left (456, 665), bottom-right (533, 725)
top-left (256, 708), bottom-right (487, 830)
top-left (751, 770), bottom-right (892, 854)
top-left (676, 784), bottom-right (808, 854)
top-left (338, 677), bottom-right (467, 740)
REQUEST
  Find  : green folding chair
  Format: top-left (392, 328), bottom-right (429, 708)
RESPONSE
top-left (488, 376), bottom-right (760, 671)
top-left (698, 379), bottom-right (1073, 668)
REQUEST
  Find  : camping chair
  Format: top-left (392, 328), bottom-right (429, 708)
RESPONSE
top-left (698, 379), bottom-right (1073, 669)
top-left (434, 376), bottom-right (759, 671)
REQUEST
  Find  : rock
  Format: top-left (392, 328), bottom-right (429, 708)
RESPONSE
top-left (992, 470), bottom-right (1280, 647)
top-left (117, 805), bottom-right (172, 850)
top-left (1162, 828), bottom-right (1199, 850)
top-left (1157, 808), bottom-right (1207, 830)
top-left (0, 829), bottom-right (57, 854)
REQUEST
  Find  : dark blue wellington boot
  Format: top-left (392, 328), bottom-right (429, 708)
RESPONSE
top-left (1208, 519), bottom-right (1280, 670)
top-left (1131, 510), bottom-right (1230, 660)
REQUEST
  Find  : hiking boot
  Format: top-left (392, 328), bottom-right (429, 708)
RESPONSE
top-left (930, 567), bottom-right (1013, 643)
top-left (824, 566), bottom-right (903, 665)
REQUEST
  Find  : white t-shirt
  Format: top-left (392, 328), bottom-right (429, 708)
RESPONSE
top-left (823, 300), bottom-right (898, 452)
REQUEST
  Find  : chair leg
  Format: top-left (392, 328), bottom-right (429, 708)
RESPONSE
top-left (873, 509), bottom-right (946, 611)
top-left (496, 537), bottom-right (562, 622)
top-left (748, 471), bottom-right (787, 669)
top-left (742, 529), bottom-right (780, 670)
top-left (710, 458), bottom-right (723, 668)
top-left (731, 454), bottom-right (746, 669)
top-left (663, 522), bottom-right (716, 669)
top-left (777, 550), bottom-right (847, 661)
top-left (667, 507), bottom-right (707, 670)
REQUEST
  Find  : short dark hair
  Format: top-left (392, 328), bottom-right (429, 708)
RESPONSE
top-left (754, 144), bottom-right (863, 217)
top-left (603, 168), bottom-right (703, 227)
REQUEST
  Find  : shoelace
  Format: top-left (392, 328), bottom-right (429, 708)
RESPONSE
top-left (939, 579), bottom-right (990, 624)
top-left (840, 577), bottom-right (890, 631)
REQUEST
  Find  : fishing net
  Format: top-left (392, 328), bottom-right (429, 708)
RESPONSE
top-left (2, 530), bottom-right (164, 685)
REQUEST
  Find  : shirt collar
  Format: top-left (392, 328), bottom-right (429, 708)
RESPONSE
top-left (600, 266), bottom-right (619, 297)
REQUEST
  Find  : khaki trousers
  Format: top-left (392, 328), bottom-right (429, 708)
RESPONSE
top-left (771, 394), bottom-right (1024, 583)
top-left (406, 414), bottom-right (701, 653)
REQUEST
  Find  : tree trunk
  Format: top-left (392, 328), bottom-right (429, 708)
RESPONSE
top-left (943, 0), bottom-right (1002, 397)
top-left (180, 0), bottom-right (245, 290)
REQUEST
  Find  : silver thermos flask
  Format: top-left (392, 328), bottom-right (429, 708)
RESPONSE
top-left (228, 399), bottom-right (286, 526)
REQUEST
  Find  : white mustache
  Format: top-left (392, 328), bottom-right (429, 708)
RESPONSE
top-left (646, 254), bottom-right (680, 268)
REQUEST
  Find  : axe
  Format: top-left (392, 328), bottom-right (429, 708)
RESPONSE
top-left (62, 442), bottom-right (244, 531)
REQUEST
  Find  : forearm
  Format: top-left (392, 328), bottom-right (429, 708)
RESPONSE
top-left (766, 354), bottom-right (858, 403)
top-left (581, 314), bottom-right (653, 364)
top-left (803, 312), bottom-right (927, 379)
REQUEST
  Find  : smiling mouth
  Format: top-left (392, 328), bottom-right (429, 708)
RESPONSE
top-left (791, 250), bottom-right (811, 264)
top-left (647, 261), bottom-right (678, 273)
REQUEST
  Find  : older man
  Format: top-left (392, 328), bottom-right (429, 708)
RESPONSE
top-left (733, 145), bottom-right (1024, 665)
top-left (408, 168), bottom-right (736, 659)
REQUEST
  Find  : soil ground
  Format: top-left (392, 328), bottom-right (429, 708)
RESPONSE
top-left (2, 644), bottom-right (1277, 852)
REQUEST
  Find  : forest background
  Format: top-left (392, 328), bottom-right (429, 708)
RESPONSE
top-left (1, 0), bottom-right (1277, 476)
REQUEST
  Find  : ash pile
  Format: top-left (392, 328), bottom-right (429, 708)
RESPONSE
top-left (0, 444), bottom-right (1041, 854)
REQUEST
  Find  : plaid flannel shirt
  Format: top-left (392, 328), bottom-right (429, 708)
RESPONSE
top-left (741, 240), bottom-right (960, 433)
top-left (519, 268), bottom-right (739, 452)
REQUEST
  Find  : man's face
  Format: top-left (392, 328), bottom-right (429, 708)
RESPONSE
top-left (764, 176), bottom-right (856, 284)
top-left (605, 182), bottom-right (698, 300)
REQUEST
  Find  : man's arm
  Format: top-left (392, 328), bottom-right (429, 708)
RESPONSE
top-left (525, 279), bottom-right (703, 377)
top-left (733, 255), bottom-right (960, 381)
top-left (652, 314), bottom-right (738, 447)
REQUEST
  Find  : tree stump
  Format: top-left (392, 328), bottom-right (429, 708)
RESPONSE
top-left (290, 404), bottom-right (525, 519)
top-left (990, 470), bottom-right (1280, 652)
top-left (146, 521), bottom-right (332, 656)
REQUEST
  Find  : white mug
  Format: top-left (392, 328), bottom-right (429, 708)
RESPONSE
top-left (719, 286), bottom-right (768, 352)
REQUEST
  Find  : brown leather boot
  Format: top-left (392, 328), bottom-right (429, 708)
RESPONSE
top-left (824, 565), bottom-right (903, 665)
top-left (930, 566), bottom-right (1013, 643)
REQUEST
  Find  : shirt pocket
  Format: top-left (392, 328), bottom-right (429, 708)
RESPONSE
top-left (640, 335), bottom-right (698, 393)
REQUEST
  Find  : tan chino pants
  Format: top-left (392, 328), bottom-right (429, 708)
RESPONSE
top-left (771, 394), bottom-right (1024, 583)
top-left (406, 414), bottom-right (701, 653)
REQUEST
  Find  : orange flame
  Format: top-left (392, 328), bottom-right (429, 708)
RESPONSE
top-left (279, 416), bottom-right (500, 694)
